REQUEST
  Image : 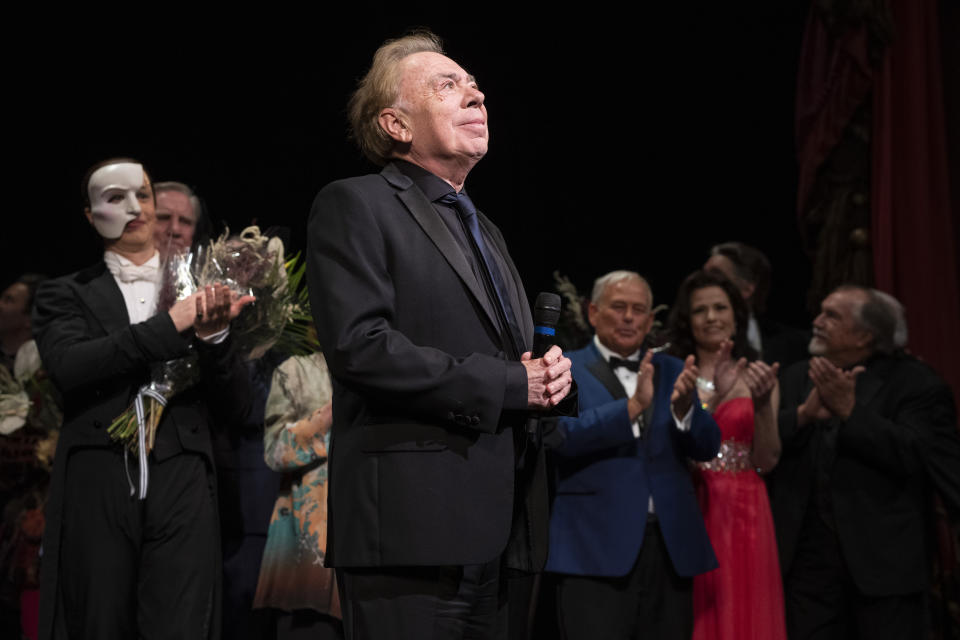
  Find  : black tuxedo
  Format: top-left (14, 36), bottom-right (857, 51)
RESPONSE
top-left (769, 353), bottom-right (958, 638)
top-left (307, 162), bottom-right (569, 637)
top-left (33, 261), bottom-right (249, 640)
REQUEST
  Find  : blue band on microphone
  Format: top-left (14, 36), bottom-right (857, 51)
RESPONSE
top-left (534, 326), bottom-right (556, 336)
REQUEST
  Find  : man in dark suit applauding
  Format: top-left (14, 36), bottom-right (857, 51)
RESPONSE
top-left (545, 270), bottom-right (721, 640)
top-left (769, 285), bottom-right (959, 639)
top-left (306, 30), bottom-right (574, 640)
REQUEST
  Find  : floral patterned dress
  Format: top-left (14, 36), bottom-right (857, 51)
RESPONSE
top-left (253, 352), bottom-right (339, 617)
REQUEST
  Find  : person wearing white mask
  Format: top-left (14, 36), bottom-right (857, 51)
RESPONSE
top-left (32, 158), bottom-right (254, 640)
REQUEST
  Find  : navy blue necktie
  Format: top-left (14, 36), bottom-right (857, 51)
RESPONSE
top-left (439, 191), bottom-right (524, 356)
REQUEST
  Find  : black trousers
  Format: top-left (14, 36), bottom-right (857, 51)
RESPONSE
top-left (337, 559), bottom-right (508, 640)
top-left (784, 510), bottom-right (926, 640)
top-left (276, 609), bottom-right (344, 640)
top-left (55, 447), bottom-right (218, 639)
top-left (556, 521), bottom-right (693, 640)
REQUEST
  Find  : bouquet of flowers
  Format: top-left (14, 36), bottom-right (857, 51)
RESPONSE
top-left (107, 226), bottom-right (318, 459)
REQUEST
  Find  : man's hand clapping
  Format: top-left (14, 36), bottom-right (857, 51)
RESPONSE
top-left (671, 355), bottom-right (700, 417)
top-left (167, 283), bottom-right (256, 338)
top-left (806, 356), bottom-right (863, 420)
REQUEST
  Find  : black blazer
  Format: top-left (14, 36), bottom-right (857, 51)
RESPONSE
top-left (307, 162), bottom-right (557, 570)
top-left (32, 261), bottom-right (249, 640)
top-left (769, 354), bottom-right (958, 597)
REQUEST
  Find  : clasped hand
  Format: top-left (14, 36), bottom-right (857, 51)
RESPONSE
top-left (522, 345), bottom-right (573, 410)
top-left (168, 284), bottom-right (257, 338)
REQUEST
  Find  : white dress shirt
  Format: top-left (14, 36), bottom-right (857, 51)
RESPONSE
top-left (103, 250), bottom-right (228, 343)
top-left (104, 250), bottom-right (161, 323)
top-left (592, 335), bottom-right (692, 437)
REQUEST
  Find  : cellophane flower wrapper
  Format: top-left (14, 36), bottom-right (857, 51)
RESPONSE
top-left (108, 226), bottom-right (318, 454)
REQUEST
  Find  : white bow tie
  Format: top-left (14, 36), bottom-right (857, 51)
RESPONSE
top-left (108, 262), bottom-right (160, 284)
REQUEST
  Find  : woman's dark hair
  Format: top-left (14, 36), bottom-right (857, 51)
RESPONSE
top-left (665, 270), bottom-right (758, 362)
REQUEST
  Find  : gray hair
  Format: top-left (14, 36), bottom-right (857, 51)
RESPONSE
top-left (837, 285), bottom-right (906, 354)
top-left (348, 30), bottom-right (444, 166)
top-left (153, 181), bottom-right (203, 223)
top-left (591, 270), bottom-right (652, 306)
top-left (868, 289), bottom-right (908, 349)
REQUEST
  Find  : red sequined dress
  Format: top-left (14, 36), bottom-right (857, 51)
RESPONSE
top-left (691, 397), bottom-right (786, 640)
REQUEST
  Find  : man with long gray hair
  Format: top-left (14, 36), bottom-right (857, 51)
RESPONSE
top-left (769, 285), bottom-right (960, 640)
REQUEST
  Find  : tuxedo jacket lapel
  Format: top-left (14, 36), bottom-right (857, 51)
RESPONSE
top-left (643, 362), bottom-right (659, 431)
top-left (78, 265), bottom-right (130, 335)
top-left (585, 344), bottom-right (628, 401)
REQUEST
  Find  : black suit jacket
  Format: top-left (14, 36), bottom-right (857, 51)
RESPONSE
top-left (756, 315), bottom-right (810, 369)
top-left (32, 261), bottom-right (250, 640)
top-left (307, 162), bottom-right (563, 571)
top-left (769, 354), bottom-right (958, 597)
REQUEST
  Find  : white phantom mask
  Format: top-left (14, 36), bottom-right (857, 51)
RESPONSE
top-left (87, 163), bottom-right (145, 239)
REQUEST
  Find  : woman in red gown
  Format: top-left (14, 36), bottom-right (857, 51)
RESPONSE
top-left (666, 271), bottom-right (786, 640)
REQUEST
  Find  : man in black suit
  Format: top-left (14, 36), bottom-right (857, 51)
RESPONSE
top-left (33, 159), bottom-right (253, 639)
top-left (307, 31), bottom-right (574, 639)
top-left (769, 285), bottom-right (959, 639)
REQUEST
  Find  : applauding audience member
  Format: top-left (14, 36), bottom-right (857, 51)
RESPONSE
top-left (665, 270), bottom-right (786, 640)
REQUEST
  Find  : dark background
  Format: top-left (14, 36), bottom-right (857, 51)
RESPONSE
top-left (6, 5), bottom-right (813, 327)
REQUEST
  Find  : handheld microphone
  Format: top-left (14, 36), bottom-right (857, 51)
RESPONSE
top-left (527, 292), bottom-right (562, 442)
top-left (531, 292), bottom-right (561, 358)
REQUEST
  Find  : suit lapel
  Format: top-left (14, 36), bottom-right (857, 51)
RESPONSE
top-left (643, 361), bottom-right (659, 431)
top-left (585, 343), bottom-right (627, 401)
top-left (78, 265), bottom-right (130, 335)
top-left (386, 166), bottom-right (502, 335)
top-left (855, 361), bottom-right (886, 408)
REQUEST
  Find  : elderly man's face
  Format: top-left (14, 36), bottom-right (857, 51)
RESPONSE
top-left (155, 190), bottom-right (196, 255)
top-left (588, 278), bottom-right (654, 358)
top-left (395, 51), bottom-right (488, 167)
top-left (809, 289), bottom-right (873, 366)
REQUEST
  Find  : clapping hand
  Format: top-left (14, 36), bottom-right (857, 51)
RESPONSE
top-left (671, 355), bottom-right (700, 417)
top-left (797, 385), bottom-right (832, 426)
top-left (743, 360), bottom-right (780, 406)
top-left (628, 350), bottom-right (655, 420)
top-left (194, 284), bottom-right (256, 339)
top-left (713, 339), bottom-right (747, 404)
top-left (167, 283), bottom-right (256, 337)
top-left (807, 357), bottom-right (863, 420)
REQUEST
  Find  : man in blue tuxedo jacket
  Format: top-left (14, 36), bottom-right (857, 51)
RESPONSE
top-left (546, 270), bottom-right (721, 640)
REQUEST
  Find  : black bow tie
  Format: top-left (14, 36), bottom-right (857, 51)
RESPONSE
top-left (609, 356), bottom-right (640, 372)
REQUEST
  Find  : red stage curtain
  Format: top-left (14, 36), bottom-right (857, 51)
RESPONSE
top-left (872, 0), bottom-right (960, 400)
top-left (795, 11), bottom-right (873, 217)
